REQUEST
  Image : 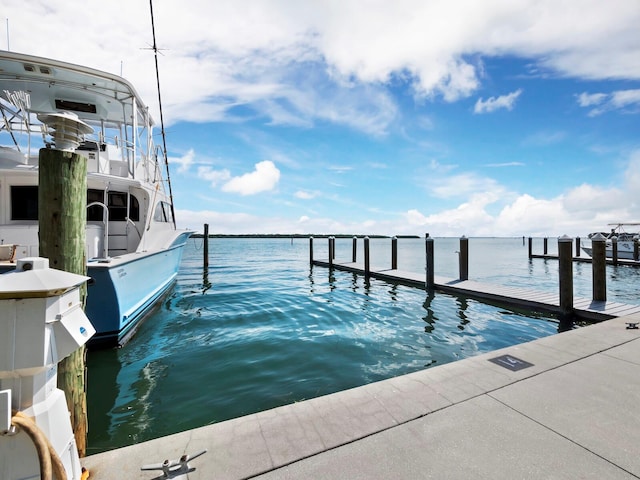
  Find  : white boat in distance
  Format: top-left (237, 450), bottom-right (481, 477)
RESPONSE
top-left (0, 51), bottom-right (192, 347)
top-left (581, 223), bottom-right (640, 260)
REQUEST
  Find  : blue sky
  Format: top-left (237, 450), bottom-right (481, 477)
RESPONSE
top-left (4, 0), bottom-right (640, 236)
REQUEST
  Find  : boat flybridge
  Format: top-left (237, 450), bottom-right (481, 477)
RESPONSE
top-left (0, 50), bottom-right (192, 347)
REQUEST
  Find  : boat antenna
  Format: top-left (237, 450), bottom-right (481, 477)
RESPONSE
top-left (148, 0), bottom-right (177, 228)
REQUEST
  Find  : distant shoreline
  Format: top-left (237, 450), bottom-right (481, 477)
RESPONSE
top-left (189, 233), bottom-right (421, 239)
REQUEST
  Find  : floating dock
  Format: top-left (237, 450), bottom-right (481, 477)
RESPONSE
top-left (312, 259), bottom-right (640, 321)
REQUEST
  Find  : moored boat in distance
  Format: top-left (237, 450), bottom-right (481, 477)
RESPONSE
top-left (0, 50), bottom-right (192, 347)
top-left (581, 223), bottom-right (640, 260)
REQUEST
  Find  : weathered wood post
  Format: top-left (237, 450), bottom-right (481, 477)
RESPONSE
top-left (391, 236), bottom-right (398, 270)
top-left (364, 236), bottom-right (370, 279)
top-left (203, 223), bottom-right (209, 268)
top-left (331, 236), bottom-right (336, 260)
top-left (352, 236), bottom-right (357, 262)
top-left (309, 236), bottom-right (314, 266)
top-left (426, 235), bottom-right (434, 290)
top-left (558, 235), bottom-right (573, 316)
top-left (543, 237), bottom-right (548, 255)
top-left (575, 236), bottom-right (581, 257)
top-left (528, 237), bottom-right (533, 259)
top-left (459, 235), bottom-right (468, 281)
top-left (611, 236), bottom-right (618, 265)
top-left (591, 233), bottom-right (607, 301)
top-left (634, 238), bottom-right (639, 262)
top-left (38, 147), bottom-right (88, 457)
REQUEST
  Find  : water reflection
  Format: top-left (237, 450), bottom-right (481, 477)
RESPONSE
top-left (422, 291), bottom-right (437, 333)
top-left (456, 296), bottom-right (470, 331)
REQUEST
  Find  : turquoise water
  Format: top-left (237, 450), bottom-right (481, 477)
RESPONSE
top-left (86, 237), bottom-right (639, 454)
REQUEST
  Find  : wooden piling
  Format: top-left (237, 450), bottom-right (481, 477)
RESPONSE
top-left (558, 235), bottom-right (573, 315)
top-left (391, 236), bottom-right (398, 270)
top-left (635, 239), bottom-right (639, 262)
top-left (203, 223), bottom-right (209, 268)
top-left (352, 236), bottom-right (357, 262)
top-left (459, 236), bottom-right (468, 281)
top-left (328, 237), bottom-right (334, 268)
top-left (528, 237), bottom-right (533, 259)
top-left (331, 236), bottom-right (336, 260)
top-left (364, 236), bottom-right (370, 279)
top-left (575, 237), bottom-right (581, 257)
top-left (426, 236), bottom-right (434, 290)
top-left (543, 237), bottom-right (548, 255)
top-left (309, 236), bottom-right (314, 266)
top-left (591, 233), bottom-right (606, 301)
top-left (38, 147), bottom-right (88, 457)
top-left (612, 236), bottom-right (618, 265)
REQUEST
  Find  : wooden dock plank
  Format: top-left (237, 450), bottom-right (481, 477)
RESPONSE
top-left (312, 259), bottom-right (639, 321)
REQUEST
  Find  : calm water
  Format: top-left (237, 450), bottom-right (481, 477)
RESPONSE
top-left (86, 237), bottom-right (640, 454)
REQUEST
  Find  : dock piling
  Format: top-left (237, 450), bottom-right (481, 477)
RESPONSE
top-left (612, 236), bottom-right (618, 265)
top-left (328, 237), bottom-right (334, 268)
top-left (203, 224), bottom-right (209, 268)
top-left (575, 237), bottom-right (581, 257)
top-left (391, 236), bottom-right (398, 270)
top-left (38, 147), bottom-right (88, 457)
top-left (528, 237), bottom-right (533, 259)
top-left (635, 239), bottom-right (639, 262)
top-left (309, 236), bottom-right (314, 266)
top-left (352, 236), bottom-right (357, 262)
top-left (558, 235), bottom-right (573, 315)
top-left (459, 236), bottom-right (468, 281)
top-left (543, 237), bottom-right (548, 255)
top-left (364, 236), bottom-right (370, 279)
top-left (591, 233), bottom-right (607, 301)
top-left (426, 236), bottom-right (434, 290)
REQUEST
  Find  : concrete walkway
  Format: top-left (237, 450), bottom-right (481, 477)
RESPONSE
top-left (82, 313), bottom-right (640, 479)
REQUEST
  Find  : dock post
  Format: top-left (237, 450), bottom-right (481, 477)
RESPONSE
top-left (328, 237), bottom-right (334, 267)
top-left (364, 236), bottom-right (370, 279)
top-left (309, 236), bottom-right (314, 266)
top-left (611, 236), bottom-right (618, 265)
top-left (543, 237), bottom-right (548, 255)
top-left (558, 235), bottom-right (574, 315)
top-left (575, 237), bottom-right (581, 257)
top-left (426, 235), bottom-right (434, 290)
top-left (528, 237), bottom-right (532, 259)
top-left (331, 236), bottom-right (336, 260)
top-left (391, 236), bottom-right (398, 270)
top-left (352, 236), bottom-right (357, 262)
top-left (591, 233), bottom-right (607, 301)
top-left (203, 223), bottom-right (209, 268)
top-left (38, 147), bottom-right (88, 457)
top-left (634, 238), bottom-right (639, 262)
top-left (459, 235), bottom-right (468, 281)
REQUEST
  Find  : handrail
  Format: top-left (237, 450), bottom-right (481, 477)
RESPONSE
top-left (87, 201), bottom-right (109, 258)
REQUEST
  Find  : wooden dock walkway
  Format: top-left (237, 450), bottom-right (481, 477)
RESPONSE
top-left (312, 259), bottom-right (640, 321)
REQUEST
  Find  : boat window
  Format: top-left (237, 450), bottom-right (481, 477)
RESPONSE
top-left (87, 190), bottom-right (140, 222)
top-left (11, 186), bottom-right (38, 220)
top-left (153, 201), bottom-right (173, 223)
top-left (87, 189), bottom-right (105, 221)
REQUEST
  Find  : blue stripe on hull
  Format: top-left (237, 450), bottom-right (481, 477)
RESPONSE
top-left (86, 234), bottom-right (190, 347)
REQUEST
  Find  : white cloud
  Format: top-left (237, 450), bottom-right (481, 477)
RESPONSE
top-left (577, 89), bottom-right (640, 116)
top-left (474, 89), bottom-right (523, 114)
top-left (197, 166), bottom-right (231, 186)
top-left (295, 190), bottom-right (317, 200)
top-left (7, 0), bottom-right (639, 132)
top-left (171, 149), bottom-right (195, 174)
top-left (221, 160), bottom-right (281, 195)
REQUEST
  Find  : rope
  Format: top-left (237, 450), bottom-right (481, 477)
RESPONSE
top-left (11, 411), bottom-right (68, 480)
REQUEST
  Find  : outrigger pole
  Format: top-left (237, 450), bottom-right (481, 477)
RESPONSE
top-left (149, 0), bottom-right (177, 228)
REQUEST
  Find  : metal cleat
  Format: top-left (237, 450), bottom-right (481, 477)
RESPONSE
top-left (141, 450), bottom-right (207, 479)
top-left (626, 322), bottom-right (639, 330)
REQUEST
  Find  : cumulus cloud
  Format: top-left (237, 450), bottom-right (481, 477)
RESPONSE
top-left (577, 89), bottom-right (640, 116)
top-left (221, 160), bottom-right (281, 195)
top-left (474, 89), bottom-right (523, 114)
top-left (7, 0), bottom-right (639, 132)
top-left (170, 149), bottom-right (196, 173)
